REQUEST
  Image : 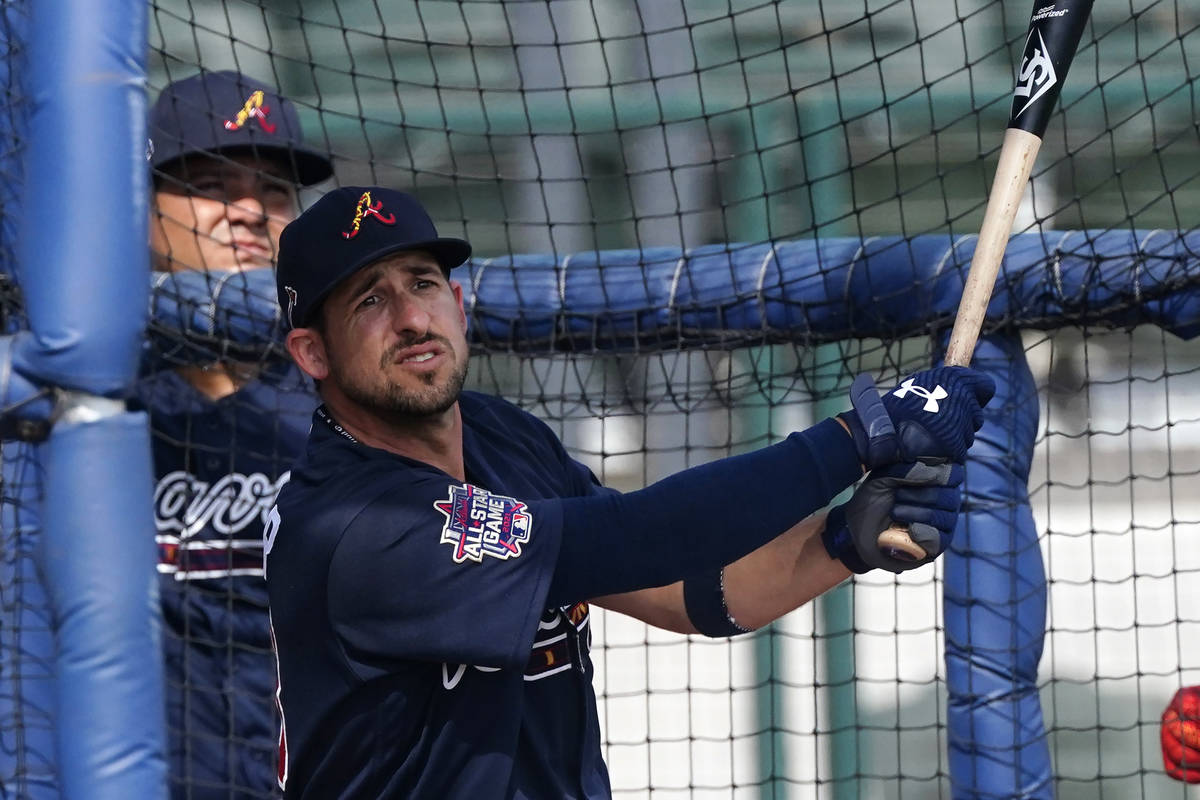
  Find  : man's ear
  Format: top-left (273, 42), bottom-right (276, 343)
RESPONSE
top-left (148, 198), bottom-right (170, 270)
top-left (286, 327), bottom-right (330, 381)
top-left (451, 279), bottom-right (467, 332)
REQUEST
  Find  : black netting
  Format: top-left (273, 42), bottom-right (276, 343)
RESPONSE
top-left (3, 1), bottom-right (1197, 797)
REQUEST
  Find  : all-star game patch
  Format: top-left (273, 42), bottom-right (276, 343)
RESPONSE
top-left (434, 484), bottom-right (532, 564)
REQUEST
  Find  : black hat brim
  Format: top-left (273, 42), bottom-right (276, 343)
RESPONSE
top-left (152, 142), bottom-right (334, 186)
top-left (296, 237), bottom-right (472, 327)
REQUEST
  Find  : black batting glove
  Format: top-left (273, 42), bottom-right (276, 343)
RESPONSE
top-left (839, 366), bottom-right (995, 469)
top-left (821, 461), bottom-right (964, 574)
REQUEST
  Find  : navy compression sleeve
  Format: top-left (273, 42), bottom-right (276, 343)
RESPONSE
top-left (545, 418), bottom-right (862, 606)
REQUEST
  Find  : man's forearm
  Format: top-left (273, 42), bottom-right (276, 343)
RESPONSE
top-left (593, 514), bottom-right (851, 634)
top-left (722, 513), bottom-right (851, 630)
top-left (547, 418), bottom-right (861, 607)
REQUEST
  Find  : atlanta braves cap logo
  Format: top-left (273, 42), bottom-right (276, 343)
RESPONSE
top-left (342, 190), bottom-right (397, 239)
top-left (224, 90), bottom-right (277, 133)
top-left (434, 484), bottom-right (532, 564)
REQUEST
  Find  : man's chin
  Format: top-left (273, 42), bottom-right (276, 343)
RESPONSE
top-left (360, 379), bottom-right (464, 419)
top-left (230, 258), bottom-right (274, 272)
top-left (199, 251), bottom-right (273, 272)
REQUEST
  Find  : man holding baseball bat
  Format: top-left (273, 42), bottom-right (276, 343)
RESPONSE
top-left (262, 186), bottom-right (995, 798)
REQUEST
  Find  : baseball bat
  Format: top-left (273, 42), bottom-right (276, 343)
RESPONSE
top-left (876, 0), bottom-right (1096, 562)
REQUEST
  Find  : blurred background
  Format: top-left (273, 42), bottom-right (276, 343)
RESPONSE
top-left (61, 0), bottom-right (1197, 796)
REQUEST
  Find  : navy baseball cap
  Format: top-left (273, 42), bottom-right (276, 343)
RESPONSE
top-left (149, 70), bottom-right (333, 186)
top-left (275, 186), bottom-right (472, 328)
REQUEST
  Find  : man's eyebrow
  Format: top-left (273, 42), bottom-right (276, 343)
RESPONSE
top-left (254, 163), bottom-right (296, 184)
top-left (179, 159), bottom-right (223, 176)
top-left (408, 262), bottom-right (443, 277)
top-left (345, 266), bottom-right (385, 302)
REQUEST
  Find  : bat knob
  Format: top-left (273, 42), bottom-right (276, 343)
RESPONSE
top-left (876, 527), bottom-right (927, 562)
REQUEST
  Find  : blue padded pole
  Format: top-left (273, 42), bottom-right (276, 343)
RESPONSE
top-left (0, 445), bottom-right (59, 800)
top-left (13, 0), bottom-right (148, 394)
top-left (0, 1), bottom-right (27, 281)
top-left (38, 416), bottom-right (163, 799)
top-left (17, 0), bottom-right (165, 798)
top-left (0, 4), bottom-right (58, 798)
top-left (942, 333), bottom-right (1051, 799)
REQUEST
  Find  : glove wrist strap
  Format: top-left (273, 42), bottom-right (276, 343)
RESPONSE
top-left (820, 503), bottom-right (873, 574)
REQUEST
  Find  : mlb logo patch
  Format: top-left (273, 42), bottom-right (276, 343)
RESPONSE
top-left (434, 484), bottom-right (532, 564)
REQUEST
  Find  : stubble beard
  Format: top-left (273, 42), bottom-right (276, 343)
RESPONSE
top-left (334, 341), bottom-right (469, 419)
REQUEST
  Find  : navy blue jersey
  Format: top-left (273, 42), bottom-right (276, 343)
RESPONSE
top-left (266, 391), bottom-right (613, 799)
top-left (135, 364), bottom-right (317, 800)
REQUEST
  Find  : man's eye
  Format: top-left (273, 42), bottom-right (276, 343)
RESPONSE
top-left (357, 295), bottom-right (379, 310)
top-left (414, 279), bottom-right (436, 290)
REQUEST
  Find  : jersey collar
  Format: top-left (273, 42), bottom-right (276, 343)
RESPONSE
top-left (315, 404), bottom-right (359, 444)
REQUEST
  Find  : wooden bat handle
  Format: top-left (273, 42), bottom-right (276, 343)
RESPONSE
top-left (943, 128), bottom-right (1043, 367)
top-left (876, 128), bottom-right (1044, 563)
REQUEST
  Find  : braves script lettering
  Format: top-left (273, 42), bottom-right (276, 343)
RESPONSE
top-left (156, 470), bottom-right (290, 537)
top-left (156, 471), bottom-right (290, 580)
top-left (441, 603), bottom-right (590, 690)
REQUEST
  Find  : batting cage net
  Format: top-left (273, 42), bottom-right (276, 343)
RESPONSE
top-left (1, 0), bottom-right (1199, 798)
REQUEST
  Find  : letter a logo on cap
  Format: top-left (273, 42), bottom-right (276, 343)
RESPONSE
top-left (342, 191), bottom-right (397, 239)
top-left (224, 90), bottom-right (277, 134)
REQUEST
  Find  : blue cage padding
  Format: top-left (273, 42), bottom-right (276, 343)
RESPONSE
top-left (146, 229), bottom-right (1200, 370)
top-left (142, 226), bottom-right (1200, 799)
top-left (944, 332), bottom-right (1049, 799)
top-left (2, 1), bottom-right (166, 798)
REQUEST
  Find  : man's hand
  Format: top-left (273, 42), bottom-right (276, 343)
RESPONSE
top-left (1162, 685), bottom-right (1200, 783)
top-left (840, 366), bottom-right (996, 470)
top-left (821, 460), bottom-right (964, 574)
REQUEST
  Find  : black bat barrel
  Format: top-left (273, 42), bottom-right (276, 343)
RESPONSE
top-left (1008, 0), bottom-right (1096, 136)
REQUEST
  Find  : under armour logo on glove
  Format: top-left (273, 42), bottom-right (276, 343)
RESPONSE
top-left (839, 366), bottom-right (996, 467)
top-left (892, 378), bottom-right (948, 412)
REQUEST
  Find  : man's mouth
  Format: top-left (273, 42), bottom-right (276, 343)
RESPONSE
top-left (233, 240), bottom-right (271, 258)
top-left (390, 342), bottom-right (445, 368)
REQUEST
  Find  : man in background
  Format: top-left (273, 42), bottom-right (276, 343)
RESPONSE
top-left (142, 70), bottom-right (331, 799)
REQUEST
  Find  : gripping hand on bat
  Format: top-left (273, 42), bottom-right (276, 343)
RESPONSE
top-left (821, 460), bottom-right (965, 574)
top-left (839, 366), bottom-right (996, 470)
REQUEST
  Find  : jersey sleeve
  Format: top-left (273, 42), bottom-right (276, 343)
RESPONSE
top-left (327, 471), bottom-right (563, 677)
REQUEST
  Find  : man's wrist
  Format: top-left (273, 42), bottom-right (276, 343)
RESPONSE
top-left (819, 503), bottom-right (873, 574)
top-left (833, 414), bottom-right (868, 475)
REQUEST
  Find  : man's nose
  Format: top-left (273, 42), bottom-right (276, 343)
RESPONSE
top-left (392, 298), bottom-right (432, 336)
top-left (223, 192), bottom-right (268, 225)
